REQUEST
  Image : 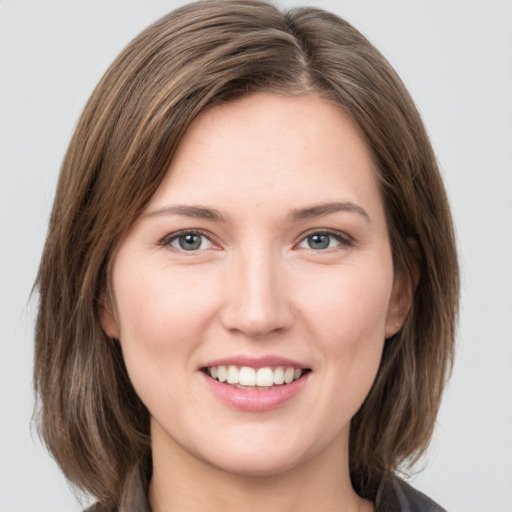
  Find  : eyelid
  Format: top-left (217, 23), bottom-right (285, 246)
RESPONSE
top-left (158, 228), bottom-right (353, 252)
top-left (160, 229), bottom-right (218, 251)
top-left (294, 229), bottom-right (354, 250)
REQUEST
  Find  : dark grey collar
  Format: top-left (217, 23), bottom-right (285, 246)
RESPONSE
top-left (375, 475), bottom-right (447, 512)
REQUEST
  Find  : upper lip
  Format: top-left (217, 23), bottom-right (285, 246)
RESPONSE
top-left (202, 355), bottom-right (310, 370)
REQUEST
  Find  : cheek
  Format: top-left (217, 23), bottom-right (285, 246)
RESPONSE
top-left (297, 262), bottom-right (393, 351)
top-left (111, 262), bottom-right (216, 415)
top-left (110, 262), bottom-right (218, 403)
top-left (114, 263), bottom-right (210, 347)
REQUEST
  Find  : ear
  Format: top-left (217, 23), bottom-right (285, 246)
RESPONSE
top-left (385, 238), bottom-right (421, 339)
top-left (100, 294), bottom-right (120, 339)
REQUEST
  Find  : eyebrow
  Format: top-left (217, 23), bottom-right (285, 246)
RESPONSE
top-left (144, 201), bottom-right (370, 223)
top-left (144, 205), bottom-right (225, 222)
top-left (290, 201), bottom-right (371, 223)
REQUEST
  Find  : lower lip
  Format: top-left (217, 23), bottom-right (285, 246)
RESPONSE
top-left (200, 372), bottom-right (310, 411)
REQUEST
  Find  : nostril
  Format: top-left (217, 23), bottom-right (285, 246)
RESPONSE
top-left (219, 271), bottom-right (294, 338)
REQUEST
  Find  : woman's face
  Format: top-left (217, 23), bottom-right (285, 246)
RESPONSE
top-left (103, 93), bottom-right (409, 477)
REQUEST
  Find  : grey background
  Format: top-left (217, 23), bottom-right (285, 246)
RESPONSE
top-left (1, 1), bottom-right (511, 511)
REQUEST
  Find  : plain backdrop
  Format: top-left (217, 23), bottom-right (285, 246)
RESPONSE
top-left (1, 1), bottom-right (511, 511)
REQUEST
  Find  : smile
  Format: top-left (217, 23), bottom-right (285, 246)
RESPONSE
top-left (200, 356), bottom-right (312, 410)
top-left (204, 365), bottom-right (308, 389)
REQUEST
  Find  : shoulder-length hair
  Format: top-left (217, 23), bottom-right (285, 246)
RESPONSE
top-left (34, 0), bottom-right (459, 507)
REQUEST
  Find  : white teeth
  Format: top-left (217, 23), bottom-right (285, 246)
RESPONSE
top-left (256, 367), bottom-right (274, 387)
top-left (227, 365), bottom-right (239, 384)
top-left (273, 366), bottom-right (285, 385)
top-left (239, 366), bottom-right (256, 386)
top-left (208, 365), bottom-right (305, 387)
top-left (217, 365), bottom-right (227, 383)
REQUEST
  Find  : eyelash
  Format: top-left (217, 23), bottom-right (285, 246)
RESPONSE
top-left (297, 229), bottom-right (353, 251)
top-left (160, 229), bottom-right (215, 253)
top-left (160, 229), bottom-right (353, 253)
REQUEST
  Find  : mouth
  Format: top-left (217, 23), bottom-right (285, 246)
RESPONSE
top-left (201, 365), bottom-right (311, 390)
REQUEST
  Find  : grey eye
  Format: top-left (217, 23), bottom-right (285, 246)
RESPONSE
top-left (169, 233), bottom-right (213, 251)
top-left (307, 233), bottom-right (331, 250)
top-left (297, 232), bottom-right (347, 251)
top-left (179, 234), bottom-right (202, 250)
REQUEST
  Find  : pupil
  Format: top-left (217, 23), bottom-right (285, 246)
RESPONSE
top-left (309, 234), bottom-right (329, 249)
top-left (179, 234), bottom-right (201, 250)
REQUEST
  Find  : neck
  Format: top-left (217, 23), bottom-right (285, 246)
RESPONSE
top-left (148, 426), bottom-right (373, 512)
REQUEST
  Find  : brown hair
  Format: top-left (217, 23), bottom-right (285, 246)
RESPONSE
top-left (34, 0), bottom-right (459, 507)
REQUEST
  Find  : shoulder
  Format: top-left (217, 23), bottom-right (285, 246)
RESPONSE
top-left (376, 474), bottom-right (447, 512)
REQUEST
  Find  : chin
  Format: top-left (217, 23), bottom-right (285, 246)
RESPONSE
top-left (189, 425), bottom-right (332, 479)
top-left (203, 448), bottom-right (308, 478)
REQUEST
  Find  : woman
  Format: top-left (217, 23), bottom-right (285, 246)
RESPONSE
top-left (34, 1), bottom-right (459, 510)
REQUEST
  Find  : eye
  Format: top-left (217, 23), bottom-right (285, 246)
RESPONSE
top-left (165, 231), bottom-right (214, 251)
top-left (297, 231), bottom-right (350, 250)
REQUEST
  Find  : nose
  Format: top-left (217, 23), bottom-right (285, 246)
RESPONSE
top-left (219, 246), bottom-right (294, 339)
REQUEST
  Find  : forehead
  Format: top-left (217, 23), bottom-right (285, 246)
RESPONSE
top-left (147, 93), bottom-right (383, 224)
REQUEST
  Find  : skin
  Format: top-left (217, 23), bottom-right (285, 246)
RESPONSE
top-left (102, 93), bottom-right (411, 511)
